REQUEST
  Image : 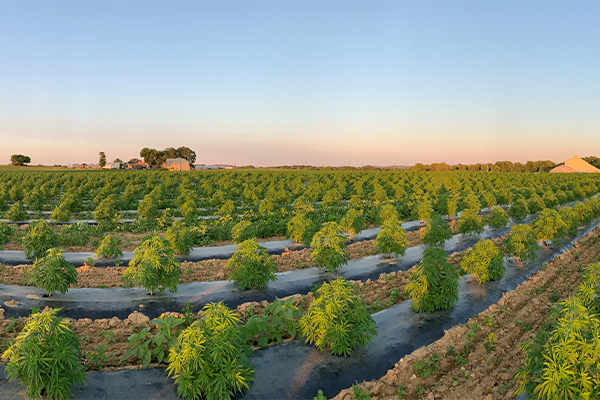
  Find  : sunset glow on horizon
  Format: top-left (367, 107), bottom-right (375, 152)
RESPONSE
top-left (1, 1), bottom-right (599, 167)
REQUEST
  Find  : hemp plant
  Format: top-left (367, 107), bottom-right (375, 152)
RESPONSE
top-left (2, 308), bottom-right (87, 400)
top-left (405, 247), bottom-right (460, 313)
top-left (299, 278), bottom-right (376, 357)
top-left (310, 222), bottom-right (348, 272)
top-left (26, 248), bottom-right (78, 296)
top-left (167, 302), bottom-right (254, 400)
top-left (22, 220), bottom-right (59, 259)
top-left (460, 239), bottom-right (505, 284)
top-left (124, 236), bottom-right (182, 295)
top-left (226, 238), bottom-right (277, 289)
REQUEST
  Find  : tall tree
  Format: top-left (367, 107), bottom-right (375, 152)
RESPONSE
top-left (10, 154), bottom-right (31, 166)
top-left (98, 152), bottom-right (106, 168)
top-left (140, 148), bottom-right (166, 168)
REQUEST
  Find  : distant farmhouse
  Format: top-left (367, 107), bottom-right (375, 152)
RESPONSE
top-left (163, 158), bottom-right (191, 171)
top-left (549, 156), bottom-right (600, 173)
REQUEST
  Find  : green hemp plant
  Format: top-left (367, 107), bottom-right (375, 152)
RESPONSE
top-left (421, 214), bottom-right (453, 246)
top-left (375, 217), bottom-right (409, 259)
top-left (2, 308), bottom-right (87, 400)
top-left (226, 238), bottom-right (277, 289)
top-left (27, 248), bottom-right (78, 296)
top-left (460, 239), bottom-right (505, 284)
top-left (405, 247), bottom-right (460, 313)
top-left (310, 222), bottom-right (348, 272)
top-left (503, 224), bottom-right (539, 262)
top-left (299, 278), bottom-right (376, 357)
top-left (96, 235), bottom-right (123, 258)
top-left (124, 236), bottom-right (182, 295)
top-left (22, 220), bottom-right (59, 259)
top-left (167, 302), bottom-right (254, 400)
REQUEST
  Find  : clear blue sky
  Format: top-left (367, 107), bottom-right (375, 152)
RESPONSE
top-left (1, 1), bottom-right (599, 166)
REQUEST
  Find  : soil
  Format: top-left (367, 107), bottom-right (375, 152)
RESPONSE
top-left (332, 228), bottom-right (600, 400)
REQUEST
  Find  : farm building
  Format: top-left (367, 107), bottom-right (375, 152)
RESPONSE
top-left (549, 156), bottom-right (600, 173)
top-left (128, 159), bottom-right (147, 170)
top-left (163, 158), bottom-right (191, 171)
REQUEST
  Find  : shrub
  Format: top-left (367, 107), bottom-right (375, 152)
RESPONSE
top-left (6, 201), bottom-right (28, 222)
top-left (532, 208), bottom-right (567, 244)
top-left (124, 236), bottom-right (182, 294)
top-left (231, 220), bottom-right (256, 244)
top-left (375, 218), bottom-right (409, 258)
top-left (226, 239), bottom-right (277, 289)
top-left (287, 212), bottom-right (313, 244)
top-left (503, 224), bottom-right (539, 262)
top-left (405, 247), bottom-right (460, 313)
top-left (508, 198), bottom-right (529, 221)
top-left (26, 248), bottom-right (78, 296)
top-left (299, 278), bottom-right (376, 356)
top-left (310, 222), bottom-right (348, 271)
top-left (167, 302), bottom-right (254, 400)
top-left (165, 221), bottom-right (195, 254)
top-left (456, 209), bottom-right (484, 235)
top-left (488, 206), bottom-right (509, 228)
top-left (421, 214), bottom-right (453, 246)
top-left (96, 235), bottom-right (123, 258)
top-left (2, 308), bottom-right (87, 400)
top-left (340, 208), bottom-right (364, 236)
top-left (460, 239), bottom-right (505, 283)
top-left (22, 220), bottom-right (59, 259)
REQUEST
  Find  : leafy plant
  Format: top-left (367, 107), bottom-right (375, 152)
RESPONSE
top-left (414, 354), bottom-right (440, 378)
top-left (86, 343), bottom-right (111, 370)
top-left (352, 383), bottom-right (372, 400)
top-left (122, 314), bottom-right (186, 368)
top-left (26, 248), bottom-right (78, 296)
top-left (1, 308), bottom-right (87, 400)
top-left (226, 238), bottom-right (277, 289)
top-left (165, 220), bottom-right (195, 254)
top-left (241, 297), bottom-right (302, 347)
top-left (314, 390), bottom-right (327, 400)
top-left (508, 198), bottom-right (529, 221)
top-left (167, 302), bottom-right (254, 400)
top-left (231, 220), bottom-right (256, 244)
top-left (287, 212), bottom-right (314, 244)
top-left (503, 224), bottom-right (539, 262)
top-left (375, 217), bottom-right (409, 258)
top-left (96, 234), bottom-right (123, 258)
top-left (124, 235), bottom-right (182, 294)
top-left (6, 200), bottom-right (28, 221)
top-left (22, 220), bottom-right (59, 259)
top-left (420, 214), bottom-right (453, 246)
top-left (460, 239), bottom-right (505, 283)
top-left (416, 199), bottom-right (434, 223)
top-left (93, 195), bottom-right (118, 222)
top-left (299, 278), bottom-right (376, 357)
top-left (488, 206), bottom-right (509, 228)
top-left (310, 222), bottom-right (348, 272)
top-left (456, 208), bottom-right (484, 236)
top-left (405, 247), bottom-right (460, 313)
top-left (532, 208), bottom-right (567, 244)
top-left (340, 208), bottom-right (364, 236)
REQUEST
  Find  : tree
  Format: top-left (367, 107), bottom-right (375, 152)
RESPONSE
top-left (113, 158), bottom-right (123, 163)
top-left (99, 152), bottom-right (106, 168)
top-left (10, 154), bottom-right (31, 166)
top-left (164, 146), bottom-right (197, 169)
top-left (140, 147), bottom-right (167, 168)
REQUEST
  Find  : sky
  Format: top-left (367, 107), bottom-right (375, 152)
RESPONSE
top-left (0, 1), bottom-right (599, 167)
